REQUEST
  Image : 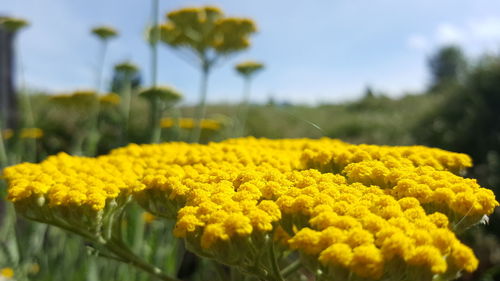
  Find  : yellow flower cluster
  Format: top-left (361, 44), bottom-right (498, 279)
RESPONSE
top-left (160, 6), bottom-right (257, 55)
top-left (0, 17), bottom-right (29, 32)
top-left (20, 128), bottom-right (44, 139)
top-left (139, 86), bottom-right (182, 103)
top-left (281, 176), bottom-right (477, 280)
top-left (3, 137), bottom-right (497, 280)
top-left (0, 267), bottom-right (14, 278)
top-left (235, 61), bottom-right (264, 77)
top-left (344, 161), bottom-right (497, 229)
top-left (99, 93), bottom-right (121, 106)
top-left (1, 128), bottom-right (43, 140)
top-left (114, 61), bottom-right (139, 74)
top-left (50, 90), bottom-right (98, 109)
top-left (2, 129), bottom-right (14, 140)
top-left (160, 118), bottom-right (222, 131)
top-left (91, 26), bottom-right (118, 40)
top-left (4, 153), bottom-right (144, 211)
top-left (301, 142), bottom-right (472, 174)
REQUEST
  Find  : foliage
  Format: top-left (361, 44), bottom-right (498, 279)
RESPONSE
top-left (428, 45), bottom-right (467, 92)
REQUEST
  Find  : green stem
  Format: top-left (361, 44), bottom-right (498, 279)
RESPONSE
top-left (280, 259), bottom-right (301, 278)
top-left (269, 239), bottom-right (285, 281)
top-left (150, 98), bottom-right (162, 143)
top-left (151, 0), bottom-right (159, 87)
top-left (0, 125), bottom-right (7, 167)
top-left (87, 40), bottom-right (108, 156)
top-left (237, 76), bottom-right (252, 137)
top-left (96, 40), bottom-right (108, 93)
top-left (191, 63), bottom-right (210, 143)
top-left (26, 210), bottom-right (179, 281)
top-left (107, 238), bottom-right (180, 281)
top-left (122, 75), bottom-right (132, 142)
top-left (213, 261), bottom-right (228, 281)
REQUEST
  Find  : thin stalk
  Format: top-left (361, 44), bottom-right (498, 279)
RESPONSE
top-left (29, 212), bottom-right (179, 281)
top-left (213, 261), bottom-right (227, 281)
top-left (151, 0), bottom-right (159, 87)
top-left (18, 44), bottom-right (37, 162)
top-left (280, 259), bottom-right (301, 278)
top-left (269, 240), bottom-right (285, 281)
top-left (0, 125), bottom-right (7, 167)
top-left (150, 98), bottom-right (162, 143)
top-left (171, 107), bottom-right (182, 141)
top-left (237, 76), bottom-right (252, 137)
top-left (87, 40), bottom-right (108, 156)
top-left (122, 75), bottom-right (133, 142)
top-left (191, 63), bottom-right (210, 143)
top-left (107, 238), bottom-right (180, 281)
top-left (96, 40), bottom-right (108, 93)
top-left (131, 206), bottom-right (145, 254)
top-left (148, 0), bottom-right (161, 144)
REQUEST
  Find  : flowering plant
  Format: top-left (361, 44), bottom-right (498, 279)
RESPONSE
top-left (2, 138), bottom-right (497, 281)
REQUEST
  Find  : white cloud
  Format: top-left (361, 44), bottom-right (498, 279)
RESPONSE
top-left (407, 34), bottom-right (430, 51)
top-left (407, 18), bottom-right (500, 55)
top-left (468, 17), bottom-right (500, 40)
top-left (435, 23), bottom-right (464, 45)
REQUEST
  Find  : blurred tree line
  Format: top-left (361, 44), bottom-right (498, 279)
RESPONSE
top-left (416, 45), bottom-right (500, 190)
top-left (414, 45), bottom-right (500, 280)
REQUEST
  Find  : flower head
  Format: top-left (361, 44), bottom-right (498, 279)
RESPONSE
top-left (235, 61), bottom-right (264, 77)
top-left (20, 128), bottom-right (43, 139)
top-left (0, 17), bottom-right (29, 32)
top-left (3, 137), bottom-right (495, 281)
top-left (91, 26), bottom-right (118, 40)
top-left (139, 86), bottom-right (183, 103)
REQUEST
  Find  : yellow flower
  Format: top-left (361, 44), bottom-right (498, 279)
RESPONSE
top-left (0, 267), bottom-right (14, 278)
top-left (91, 26), bottom-right (118, 40)
top-left (20, 128), bottom-right (43, 139)
top-left (143, 212), bottom-right (155, 223)
top-left (3, 137), bottom-right (495, 280)
top-left (0, 17), bottom-right (29, 32)
top-left (161, 6), bottom-right (256, 55)
top-left (99, 93), bottom-right (121, 106)
top-left (2, 129), bottom-right (13, 140)
top-left (114, 61), bottom-right (139, 74)
top-left (160, 118), bottom-right (222, 130)
top-left (139, 86), bottom-right (183, 103)
top-left (235, 61), bottom-right (264, 77)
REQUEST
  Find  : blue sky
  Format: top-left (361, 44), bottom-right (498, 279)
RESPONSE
top-left (3, 0), bottom-right (500, 104)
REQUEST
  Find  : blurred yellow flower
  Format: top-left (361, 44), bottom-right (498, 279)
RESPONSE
top-left (0, 17), bottom-right (29, 32)
top-left (20, 128), bottom-right (43, 139)
top-left (91, 26), bottom-right (118, 40)
top-left (143, 212), bottom-right (155, 223)
top-left (139, 86), bottom-right (183, 103)
top-left (2, 129), bottom-right (13, 140)
top-left (235, 61), bottom-right (264, 77)
top-left (114, 62), bottom-right (139, 75)
top-left (160, 117), bottom-right (222, 130)
top-left (28, 263), bottom-right (40, 275)
top-left (99, 93), bottom-right (121, 106)
top-left (160, 6), bottom-right (257, 57)
top-left (50, 90), bottom-right (98, 109)
top-left (0, 267), bottom-right (14, 278)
